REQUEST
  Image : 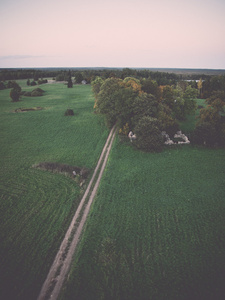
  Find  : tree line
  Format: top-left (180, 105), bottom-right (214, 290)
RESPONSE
top-left (1, 67), bottom-right (225, 96)
top-left (92, 76), bottom-right (225, 151)
top-left (1, 67), bottom-right (224, 149)
top-left (92, 77), bottom-right (198, 151)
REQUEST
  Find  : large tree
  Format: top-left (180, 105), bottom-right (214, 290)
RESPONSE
top-left (131, 93), bottom-right (158, 126)
top-left (9, 82), bottom-right (21, 102)
top-left (162, 84), bottom-right (197, 120)
top-left (10, 88), bottom-right (20, 102)
top-left (96, 77), bottom-right (141, 128)
top-left (133, 116), bottom-right (163, 152)
top-left (141, 78), bottom-right (162, 100)
top-left (193, 91), bottom-right (225, 147)
top-left (75, 72), bottom-right (83, 84)
top-left (96, 78), bottom-right (123, 126)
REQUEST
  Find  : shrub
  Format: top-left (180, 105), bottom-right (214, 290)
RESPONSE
top-left (133, 116), bottom-right (163, 152)
top-left (56, 74), bottom-right (65, 81)
top-left (30, 81), bottom-right (37, 86)
top-left (10, 88), bottom-right (20, 102)
top-left (0, 81), bottom-right (6, 90)
top-left (7, 81), bottom-right (14, 89)
top-left (31, 88), bottom-right (44, 97)
top-left (33, 162), bottom-right (89, 179)
top-left (7, 81), bottom-right (21, 92)
top-left (38, 79), bottom-right (48, 84)
top-left (64, 109), bottom-right (74, 116)
top-left (23, 91), bottom-right (32, 96)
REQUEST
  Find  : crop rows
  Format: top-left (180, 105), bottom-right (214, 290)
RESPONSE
top-left (0, 83), bottom-right (108, 299)
top-left (60, 139), bottom-right (225, 300)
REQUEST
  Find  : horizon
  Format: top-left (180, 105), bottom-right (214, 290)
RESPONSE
top-left (1, 66), bottom-right (225, 73)
top-left (1, 0), bottom-right (225, 69)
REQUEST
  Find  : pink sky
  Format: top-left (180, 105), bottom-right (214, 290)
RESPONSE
top-left (1, 0), bottom-right (225, 69)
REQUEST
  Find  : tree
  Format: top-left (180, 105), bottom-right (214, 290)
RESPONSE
top-left (133, 116), bottom-right (163, 152)
top-left (96, 77), bottom-right (140, 128)
top-left (67, 71), bottom-right (73, 88)
top-left (193, 91), bottom-right (225, 147)
top-left (30, 81), bottom-right (37, 86)
top-left (131, 93), bottom-right (158, 126)
top-left (10, 88), bottom-right (20, 102)
top-left (141, 78), bottom-right (161, 100)
top-left (183, 85), bottom-right (198, 115)
top-left (0, 81), bottom-right (6, 90)
top-left (97, 78), bottom-right (123, 126)
top-left (197, 78), bottom-right (203, 98)
top-left (75, 72), bottom-right (83, 84)
top-left (123, 77), bottom-right (142, 93)
top-left (7, 81), bottom-right (21, 92)
top-left (91, 76), bottom-right (104, 98)
top-left (157, 104), bottom-right (179, 136)
top-left (162, 85), bottom-right (174, 109)
top-left (165, 85), bottom-right (197, 121)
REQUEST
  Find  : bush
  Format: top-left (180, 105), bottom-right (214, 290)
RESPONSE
top-left (64, 109), bottom-right (74, 116)
top-left (33, 162), bottom-right (89, 179)
top-left (31, 88), bottom-right (44, 97)
top-left (38, 79), bottom-right (48, 84)
top-left (7, 81), bottom-right (21, 92)
top-left (0, 81), bottom-right (6, 90)
top-left (30, 81), bottom-right (37, 86)
top-left (56, 74), bottom-right (65, 81)
top-left (133, 116), bottom-right (163, 152)
top-left (7, 81), bottom-right (15, 89)
top-left (23, 91), bottom-right (32, 96)
top-left (10, 88), bottom-right (20, 102)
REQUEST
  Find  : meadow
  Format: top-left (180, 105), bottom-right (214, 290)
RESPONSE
top-left (1, 82), bottom-right (225, 300)
top-left (0, 81), bottom-right (108, 299)
top-left (60, 118), bottom-right (225, 297)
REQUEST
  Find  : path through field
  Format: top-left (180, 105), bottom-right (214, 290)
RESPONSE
top-left (37, 125), bottom-right (117, 300)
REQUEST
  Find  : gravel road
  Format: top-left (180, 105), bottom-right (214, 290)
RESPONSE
top-left (37, 125), bottom-right (117, 300)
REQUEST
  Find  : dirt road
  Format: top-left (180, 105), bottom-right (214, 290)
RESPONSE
top-left (37, 125), bottom-right (117, 300)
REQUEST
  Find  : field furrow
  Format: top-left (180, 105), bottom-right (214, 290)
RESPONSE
top-left (0, 83), bottom-right (108, 300)
top-left (59, 138), bottom-right (225, 300)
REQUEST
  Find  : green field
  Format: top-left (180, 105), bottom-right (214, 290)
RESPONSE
top-left (60, 143), bottom-right (225, 298)
top-left (0, 82), bottom-right (108, 299)
top-left (1, 83), bottom-right (225, 300)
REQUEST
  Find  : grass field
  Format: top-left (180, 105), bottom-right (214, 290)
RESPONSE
top-left (1, 84), bottom-right (225, 300)
top-left (0, 81), bottom-right (108, 299)
top-left (60, 143), bottom-right (225, 298)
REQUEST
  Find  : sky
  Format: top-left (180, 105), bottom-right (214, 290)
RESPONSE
top-left (1, 0), bottom-right (225, 69)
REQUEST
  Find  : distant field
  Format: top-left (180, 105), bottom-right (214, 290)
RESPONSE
top-left (0, 82), bottom-right (108, 299)
top-left (60, 139), bottom-right (225, 300)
